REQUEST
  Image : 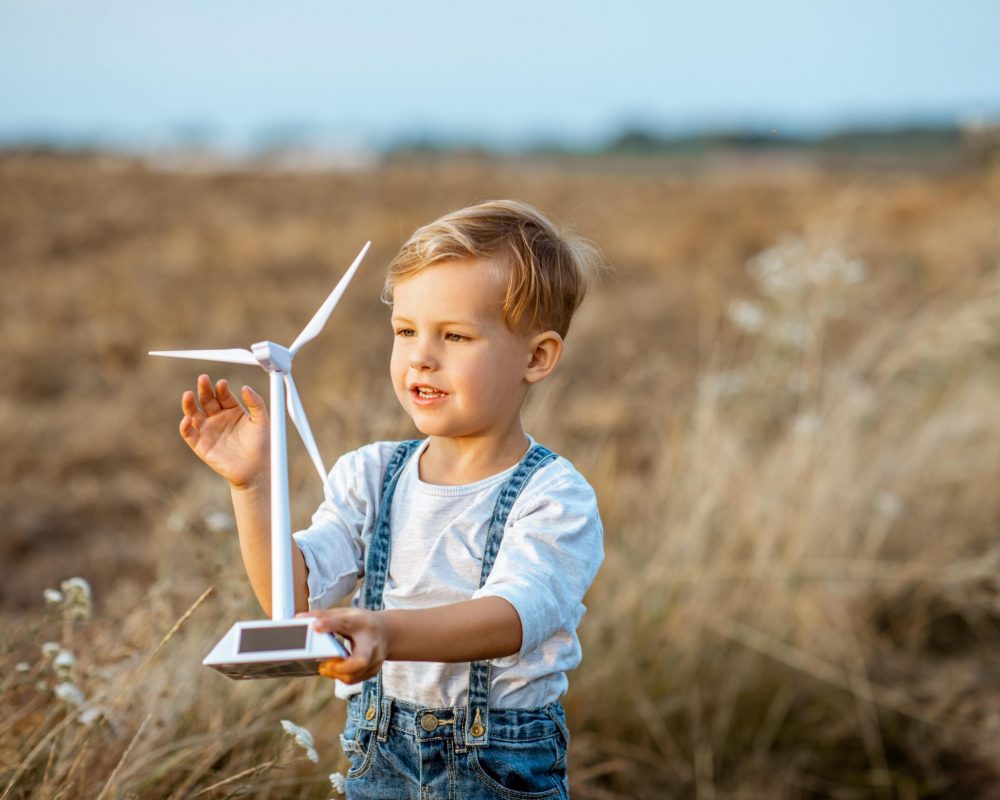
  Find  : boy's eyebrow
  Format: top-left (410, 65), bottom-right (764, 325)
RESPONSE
top-left (390, 315), bottom-right (483, 328)
top-left (438, 318), bottom-right (483, 328)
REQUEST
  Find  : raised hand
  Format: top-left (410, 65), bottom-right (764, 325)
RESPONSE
top-left (179, 374), bottom-right (270, 490)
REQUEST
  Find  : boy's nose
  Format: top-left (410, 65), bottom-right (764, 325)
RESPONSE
top-left (409, 347), bottom-right (437, 369)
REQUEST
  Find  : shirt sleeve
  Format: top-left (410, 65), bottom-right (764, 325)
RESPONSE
top-left (471, 461), bottom-right (604, 665)
top-left (292, 444), bottom-right (389, 610)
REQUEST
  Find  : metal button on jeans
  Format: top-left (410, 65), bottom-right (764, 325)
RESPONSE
top-left (420, 713), bottom-right (439, 732)
top-left (470, 708), bottom-right (486, 738)
top-left (365, 706), bottom-right (376, 721)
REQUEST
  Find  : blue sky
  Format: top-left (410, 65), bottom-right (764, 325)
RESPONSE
top-left (2, 0), bottom-right (998, 150)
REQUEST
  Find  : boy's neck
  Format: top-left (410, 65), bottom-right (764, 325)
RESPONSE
top-left (418, 427), bottom-right (531, 486)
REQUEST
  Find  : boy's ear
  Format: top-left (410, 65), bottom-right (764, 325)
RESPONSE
top-left (524, 330), bottom-right (563, 384)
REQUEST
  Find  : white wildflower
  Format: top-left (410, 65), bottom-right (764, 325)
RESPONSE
top-left (281, 719), bottom-right (319, 763)
top-left (748, 236), bottom-right (865, 303)
top-left (42, 642), bottom-right (61, 659)
top-left (53, 649), bottom-right (75, 678)
top-left (78, 706), bottom-right (105, 726)
top-left (61, 577), bottom-right (91, 602)
top-left (748, 236), bottom-right (810, 299)
top-left (44, 588), bottom-right (64, 605)
top-left (36, 680), bottom-right (48, 691)
top-left (55, 681), bottom-right (85, 706)
top-left (15, 662), bottom-right (31, 672)
top-left (204, 510), bottom-right (234, 533)
top-left (725, 298), bottom-right (767, 334)
top-left (329, 772), bottom-right (346, 795)
top-left (61, 577), bottom-right (92, 620)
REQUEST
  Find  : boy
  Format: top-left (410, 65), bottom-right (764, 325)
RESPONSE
top-left (178, 200), bottom-right (604, 799)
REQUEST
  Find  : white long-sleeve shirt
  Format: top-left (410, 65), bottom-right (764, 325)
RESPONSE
top-left (293, 437), bottom-right (604, 709)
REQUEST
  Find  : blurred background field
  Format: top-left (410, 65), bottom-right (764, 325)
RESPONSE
top-left (1, 139), bottom-right (998, 798)
top-left (3, 1), bottom-right (1000, 797)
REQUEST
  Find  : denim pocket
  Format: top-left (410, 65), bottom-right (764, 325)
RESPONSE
top-left (340, 714), bottom-right (378, 779)
top-left (467, 735), bottom-right (563, 799)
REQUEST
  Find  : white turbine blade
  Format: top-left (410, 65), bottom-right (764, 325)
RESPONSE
top-left (289, 240), bottom-right (371, 355)
top-left (283, 373), bottom-right (335, 501)
top-left (148, 348), bottom-right (258, 366)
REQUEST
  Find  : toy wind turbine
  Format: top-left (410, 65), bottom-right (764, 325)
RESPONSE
top-left (149, 242), bottom-right (371, 678)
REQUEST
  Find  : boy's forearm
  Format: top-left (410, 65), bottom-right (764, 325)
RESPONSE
top-left (381, 596), bottom-right (522, 663)
top-left (230, 479), bottom-right (310, 616)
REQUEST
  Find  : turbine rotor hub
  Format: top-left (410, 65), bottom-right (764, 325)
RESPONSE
top-left (250, 341), bottom-right (293, 374)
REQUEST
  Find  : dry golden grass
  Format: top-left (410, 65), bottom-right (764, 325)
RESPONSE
top-left (1, 149), bottom-right (998, 798)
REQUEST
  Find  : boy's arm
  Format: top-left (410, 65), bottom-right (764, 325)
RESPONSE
top-left (303, 597), bottom-right (522, 684)
top-left (230, 476), bottom-right (310, 616)
top-left (383, 597), bottom-right (522, 661)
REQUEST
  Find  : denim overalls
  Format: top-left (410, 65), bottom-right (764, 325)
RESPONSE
top-left (340, 440), bottom-right (572, 800)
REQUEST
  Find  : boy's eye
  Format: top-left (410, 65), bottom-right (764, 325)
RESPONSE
top-left (395, 328), bottom-right (415, 337)
top-left (445, 332), bottom-right (469, 342)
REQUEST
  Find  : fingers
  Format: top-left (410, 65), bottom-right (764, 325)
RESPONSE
top-left (241, 384), bottom-right (269, 424)
top-left (318, 658), bottom-right (345, 680)
top-left (179, 412), bottom-right (197, 443)
top-left (181, 374), bottom-right (249, 422)
top-left (179, 375), bottom-right (248, 444)
top-left (197, 374), bottom-right (224, 415)
top-left (299, 610), bottom-right (346, 634)
top-left (299, 610), bottom-right (382, 683)
top-left (181, 386), bottom-right (202, 419)
top-left (180, 388), bottom-right (203, 440)
top-left (318, 642), bottom-right (377, 683)
top-left (215, 378), bottom-right (244, 412)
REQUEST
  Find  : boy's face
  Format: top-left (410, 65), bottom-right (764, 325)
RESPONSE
top-left (389, 258), bottom-right (538, 440)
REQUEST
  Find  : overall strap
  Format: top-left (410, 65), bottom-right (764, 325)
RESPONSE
top-left (359, 439), bottom-right (421, 731)
top-left (465, 443), bottom-right (557, 748)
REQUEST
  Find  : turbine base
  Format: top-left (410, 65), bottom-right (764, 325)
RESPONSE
top-left (203, 618), bottom-right (348, 680)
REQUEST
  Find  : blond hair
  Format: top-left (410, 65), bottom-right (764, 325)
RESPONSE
top-left (382, 200), bottom-right (602, 338)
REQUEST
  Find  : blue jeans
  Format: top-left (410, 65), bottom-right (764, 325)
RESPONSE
top-left (341, 693), bottom-right (570, 799)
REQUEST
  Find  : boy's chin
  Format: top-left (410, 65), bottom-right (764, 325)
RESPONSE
top-left (409, 420), bottom-right (452, 437)
top-left (405, 411), bottom-right (468, 439)
top-left (402, 409), bottom-right (436, 434)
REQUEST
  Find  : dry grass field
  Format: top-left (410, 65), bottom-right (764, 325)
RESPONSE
top-left (1, 147), bottom-right (998, 798)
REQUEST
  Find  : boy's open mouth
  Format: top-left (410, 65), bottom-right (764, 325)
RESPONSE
top-left (412, 384), bottom-right (447, 399)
